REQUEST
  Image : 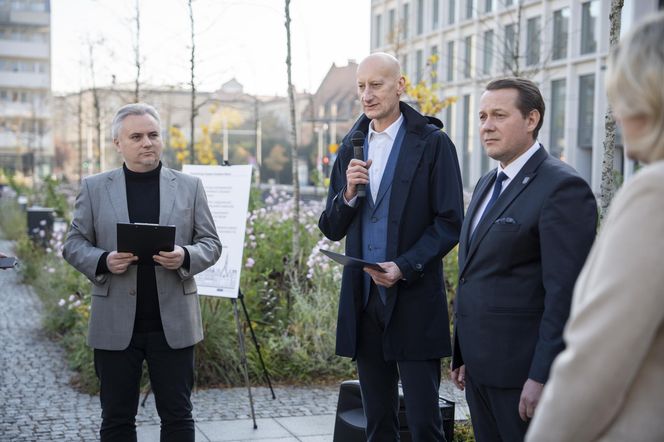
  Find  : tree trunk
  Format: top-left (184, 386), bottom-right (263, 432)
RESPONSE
top-left (285, 0), bottom-right (300, 263)
top-left (599, 0), bottom-right (624, 222)
top-left (188, 0), bottom-right (197, 164)
top-left (88, 40), bottom-right (102, 173)
top-left (77, 91), bottom-right (83, 182)
top-left (133, 0), bottom-right (141, 103)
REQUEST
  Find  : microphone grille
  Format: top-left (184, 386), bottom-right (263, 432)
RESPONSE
top-left (350, 130), bottom-right (365, 146)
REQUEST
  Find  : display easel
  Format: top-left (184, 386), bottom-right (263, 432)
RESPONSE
top-left (231, 288), bottom-right (276, 429)
top-left (221, 160), bottom-right (275, 429)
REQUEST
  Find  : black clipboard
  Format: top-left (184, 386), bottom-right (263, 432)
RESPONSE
top-left (319, 249), bottom-right (386, 273)
top-left (116, 222), bottom-right (176, 266)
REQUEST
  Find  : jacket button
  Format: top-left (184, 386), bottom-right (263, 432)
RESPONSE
top-left (129, 289), bottom-right (136, 296)
top-left (460, 277), bottom-right (465, 284)
top-left (371, 217), bottom-right (378, 223)
top-left (415, 263), bottom-right (423, 271)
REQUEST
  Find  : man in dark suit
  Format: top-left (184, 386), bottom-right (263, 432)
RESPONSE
top-left (451, 78), bottom-right (597, 441)
top-left (319, 52), bottom-right (464, 441)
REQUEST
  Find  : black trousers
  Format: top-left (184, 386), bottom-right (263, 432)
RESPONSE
top-left (464, 369), bottom-right (529, 442)
top-left (356, 285), bottom-right (446, 442)
top-left (93, 331), bottom-right (195, 442)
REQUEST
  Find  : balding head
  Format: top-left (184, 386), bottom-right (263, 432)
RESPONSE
top-left (356, 52), bottom-right (405, 132)
top-left (357, 52), bottom-right (402, 80)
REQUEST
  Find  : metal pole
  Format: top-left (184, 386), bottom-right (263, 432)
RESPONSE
top-left (232, 298), bottom-right (257, 429)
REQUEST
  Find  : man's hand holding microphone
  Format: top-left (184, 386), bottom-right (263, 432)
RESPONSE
top-left (344, 130), bottom-right (372, 202)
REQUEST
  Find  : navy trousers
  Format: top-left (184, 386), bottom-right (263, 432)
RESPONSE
top-left (93, 331), bottom-right (195, 442)
top-left (464, 369), bottom-right (529, 442)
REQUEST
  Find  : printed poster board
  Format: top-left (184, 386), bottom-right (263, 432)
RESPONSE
top-left (183, 164), bottom-right (252, 298)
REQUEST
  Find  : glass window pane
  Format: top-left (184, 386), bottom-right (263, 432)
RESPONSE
top-left (550, 79), bottom-right (566, 159)
top-left (526, 16), bottom-right (541, 66)
top-left (504, 24), bottom-right (516, 72)
top-left (447, 41), bottom-right (455, 81)
top-left (483, 30), bottom-right (493, 75)
top-left (448, 0), bottom-right (456, 25)
top-left (464, 35), bottom-right (473, 78)
top-left (402, 3), bottom-right (410, 39)
top-left (578, 74), bottom-right (595, 147)
top-left (553, 8), bottom-right (569, 60)
top-left (581, 0), bottom-right (598, 55)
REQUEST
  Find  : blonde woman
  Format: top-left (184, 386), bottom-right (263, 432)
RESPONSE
top-left (526, 12), bottom-right (664, 442)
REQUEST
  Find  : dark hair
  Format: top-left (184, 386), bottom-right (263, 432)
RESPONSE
top-left (485, 77), bottom-right (545, 139)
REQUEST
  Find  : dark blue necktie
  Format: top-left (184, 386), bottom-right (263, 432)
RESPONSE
top-left (470, 172), bottom-right (508, 244)
top-left (482, 171), bottom-right (508, 219)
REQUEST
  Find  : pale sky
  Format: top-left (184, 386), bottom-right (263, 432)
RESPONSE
top-left (51, 0), bottom-right (370, 96)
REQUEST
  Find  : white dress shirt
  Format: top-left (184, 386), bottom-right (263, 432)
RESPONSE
top-left (346, 114), bottom-right (404, 206)
top-left (470, 140), bottom-right (540, 234)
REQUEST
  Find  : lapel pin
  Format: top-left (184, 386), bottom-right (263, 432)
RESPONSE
top-left (522, 177), bottom-right (530, 184)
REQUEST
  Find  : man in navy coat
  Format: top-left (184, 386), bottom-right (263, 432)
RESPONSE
top-left (319, 53), bottom-right (464, 441)
top-left (451, 78), bottom-right (597, 441)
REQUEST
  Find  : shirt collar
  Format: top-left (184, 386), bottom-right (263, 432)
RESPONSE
top-left (499, 140), bottom-right (540, 180)
top-left (368, 113), bottom-right (404, 142)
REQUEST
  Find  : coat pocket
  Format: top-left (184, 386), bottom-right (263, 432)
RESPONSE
top-left (91, 282), bottom-right (110, 297)
top-left (183, 277), bottom-right (197, 295)
top-left (491, 223), bottom-right (521, 232)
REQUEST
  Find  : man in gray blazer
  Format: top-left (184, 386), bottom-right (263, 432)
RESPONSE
top-left (63, 103), bottom-right (222, 442)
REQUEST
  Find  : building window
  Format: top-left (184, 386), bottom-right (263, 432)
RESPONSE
top-left (481, 141), bottom-right (490, 174)
top-left (464, 36), bottom-right (473, 78)
top-left (388, 9), bottom-right (396, 44)
top-left (505, 0), bottom-right (514, 6)
top-left (485, 0), bottom-right (493, 13)
top-left (402, 54), bottom-right (409, 78)
top-left (504, 23), bottom-right (516, 72)
top-left (402, 3), bottom-right (410, 39)
top-left (430, 45), bottom-right (439, 78)
top-left (552, 8), bottom-right (569, 60)
top-left (448, 0), bottom-right (456, 25)
top-left (417, 0), bottom-right (424, 35)
top-left (462, 94), bottom-right (471, 181)
top-left (432, 0), bottom-right (440, 30)
top-left (374, 14), bottom-right (382, 48)
top-left (526, 16), bottom-right (541, 66)
top-left (578, 74), bottom-right (595, 148)
top-left (550, 79), bottom-right (566, 159)
top-left (447, 41), bottom-right (455, 81)
top-left (483, 30), bottom-right (493, 75)
top-left (416, 49), bottom-right (424, 81)
top-left (466, 0), bottom-right (474, 20)
top-left (581, 0), bottom-right (599, 55)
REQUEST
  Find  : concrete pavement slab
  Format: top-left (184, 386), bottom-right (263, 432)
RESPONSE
top-left (273, 414), bottom-right (335, 437)
top-left (197, 418), bottom-right (292, 441)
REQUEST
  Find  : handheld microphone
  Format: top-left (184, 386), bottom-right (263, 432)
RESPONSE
top-left (350, 130), bottom-right (366, 198)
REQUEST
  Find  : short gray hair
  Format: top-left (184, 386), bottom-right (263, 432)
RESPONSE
top-left (111, 103), bottom-right (161, 140)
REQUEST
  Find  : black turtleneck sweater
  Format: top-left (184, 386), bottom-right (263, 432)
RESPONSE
top-left (123, 162), bottom-right (163, 333)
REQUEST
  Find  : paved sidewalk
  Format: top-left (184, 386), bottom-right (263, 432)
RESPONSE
top-left (0, 238), bottom-right (467, 441)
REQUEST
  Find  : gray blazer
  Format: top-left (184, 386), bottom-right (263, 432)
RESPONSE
top-left (63, 166), bottom-right (222, 350)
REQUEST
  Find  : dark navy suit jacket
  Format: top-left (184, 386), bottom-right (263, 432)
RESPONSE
top-left (452, 146), bottom-right (597, 388)
top-left (319, 102), bottom-right (464, 361)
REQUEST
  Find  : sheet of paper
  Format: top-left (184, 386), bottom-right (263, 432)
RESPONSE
top-left (183, 164), bottom-right (252, 298)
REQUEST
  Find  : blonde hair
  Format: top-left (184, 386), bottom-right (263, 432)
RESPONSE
top-left (606, 12), bottom-right (664, 163)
